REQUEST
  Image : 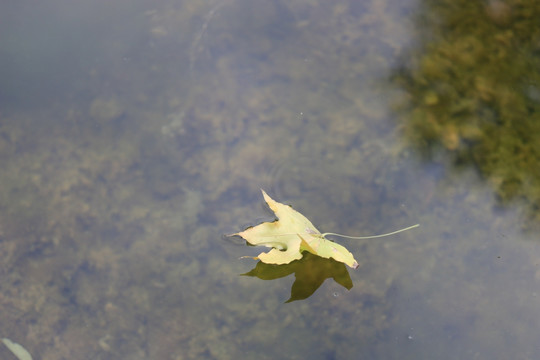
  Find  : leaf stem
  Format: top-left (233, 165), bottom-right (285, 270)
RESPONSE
top-left (322, 224), bottom-right (419, 240)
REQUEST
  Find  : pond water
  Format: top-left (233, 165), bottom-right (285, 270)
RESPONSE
top-left (1, 0), bottom-right (540, 359)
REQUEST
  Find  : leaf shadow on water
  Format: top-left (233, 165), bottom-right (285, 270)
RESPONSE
top-left (242, 252), bottom-right (353, 303)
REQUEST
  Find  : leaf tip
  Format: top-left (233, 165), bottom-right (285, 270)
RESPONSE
top-left (260, 189), bottom-right (272, 202)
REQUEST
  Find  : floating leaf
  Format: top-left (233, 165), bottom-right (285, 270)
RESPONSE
top-left (231, 190), bottom-right (419, 269)
top-left (2, 338), bottom-right (33, 360)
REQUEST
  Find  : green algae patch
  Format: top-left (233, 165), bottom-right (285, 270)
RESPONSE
top-left (393, 0), bottom-right (540, 226)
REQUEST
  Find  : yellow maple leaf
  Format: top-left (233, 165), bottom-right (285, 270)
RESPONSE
top-left (231, 190), bottom-right (419, 269)
top-left (233, 190), bottom-right (358, 268)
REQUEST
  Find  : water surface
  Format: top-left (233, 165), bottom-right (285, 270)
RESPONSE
top-left (1, 0), bottom-right (540, 359)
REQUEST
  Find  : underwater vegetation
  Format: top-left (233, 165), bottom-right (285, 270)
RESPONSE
top-left (393, 0), bottom-right (540, 227)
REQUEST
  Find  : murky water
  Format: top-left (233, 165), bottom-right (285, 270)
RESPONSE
top-left (1, 0), bottom-right (540, 359)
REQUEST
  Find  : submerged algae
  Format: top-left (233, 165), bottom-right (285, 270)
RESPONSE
top-left (394, 0), bottom-right (540, 227)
